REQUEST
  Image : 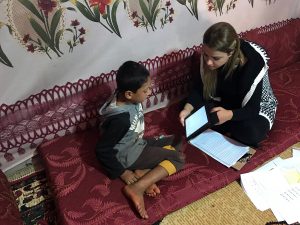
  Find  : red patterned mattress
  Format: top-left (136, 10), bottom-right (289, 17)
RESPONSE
top-left (38, 61), bottom-right (300, 224)
top-left (37, 19), bottom-right (300, 225)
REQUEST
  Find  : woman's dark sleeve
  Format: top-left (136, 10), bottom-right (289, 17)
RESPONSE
top-left (231, 43), bottom-right (265, 121)
top-left (95, 113), bottom-right (130, 179)
top-left (231, 80), bottom-right (263, 121)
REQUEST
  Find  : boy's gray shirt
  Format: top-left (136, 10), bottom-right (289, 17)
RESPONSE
top-left (99, 94), bottom-right (147, 168)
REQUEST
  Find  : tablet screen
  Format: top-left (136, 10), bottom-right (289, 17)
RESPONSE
top-left (185, 106), bottom-right (209, 138)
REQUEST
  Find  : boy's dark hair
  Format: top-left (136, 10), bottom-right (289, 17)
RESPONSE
top-left (116, 61), bottom-right (150, 93)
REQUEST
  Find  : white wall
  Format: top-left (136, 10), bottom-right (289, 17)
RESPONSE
top-left (0, 0), bottom-right (299, 106)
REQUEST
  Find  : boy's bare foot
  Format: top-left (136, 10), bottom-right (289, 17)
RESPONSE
top-left (134, 169), bottom-right (160, 197)
top-left (146, 184), bottom-right (160, 197)
top-left (120, 170), bottom-right (139, 184)
top-left (123, 184), bottom-right (149, 219)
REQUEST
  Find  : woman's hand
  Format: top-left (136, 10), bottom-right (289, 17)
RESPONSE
top-left (179, 109), bottom-right (191, 126)
top-left (211, 107), bottom-right (233, 125)
top-left (179, 103), bottom-right (194, 126)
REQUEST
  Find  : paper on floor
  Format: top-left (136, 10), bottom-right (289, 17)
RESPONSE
top-left (241, 168), bottom-right (290, 211)
top-left (292, 147), bottom-right (300, 158)
top-left (240, 154), bottom-right (300, 224)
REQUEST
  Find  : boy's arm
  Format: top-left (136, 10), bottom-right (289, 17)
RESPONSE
top-left (95, 113), bottom-right (130, 179)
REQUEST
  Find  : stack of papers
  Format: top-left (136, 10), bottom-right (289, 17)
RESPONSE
top-left (240, 147), bottom-right (300, 224)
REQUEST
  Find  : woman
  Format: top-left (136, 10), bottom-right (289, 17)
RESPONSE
top-left (179, 22), bottom-right (278, 147)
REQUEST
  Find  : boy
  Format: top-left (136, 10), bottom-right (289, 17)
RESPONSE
top-left (95, 61), bottom-right (184, 219)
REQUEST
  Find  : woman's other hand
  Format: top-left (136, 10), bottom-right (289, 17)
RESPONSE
top-left (211, 107), bottom-right (233, 125)
top-left (179, 109), bottom-right (190, 126)
top-left (179, 103), bottom-right (194, 126)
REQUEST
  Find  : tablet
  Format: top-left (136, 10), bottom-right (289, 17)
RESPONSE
top-left (184, 105), bottom-right (211, 141)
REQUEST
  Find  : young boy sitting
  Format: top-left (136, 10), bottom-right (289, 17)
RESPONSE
top-left (95, 61), bottom-right (184, 219)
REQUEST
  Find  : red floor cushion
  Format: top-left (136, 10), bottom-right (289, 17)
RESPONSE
top-left (38, 62), bottom-right (300, 225)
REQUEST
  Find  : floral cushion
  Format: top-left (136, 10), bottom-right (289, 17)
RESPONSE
top-left (36, 18), bottom-right (300, 225)
top-left (38, 62), bottom-right (300, 224)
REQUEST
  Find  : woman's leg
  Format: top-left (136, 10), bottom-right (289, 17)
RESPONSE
top-left (213, 116), bottom-right (270, 147)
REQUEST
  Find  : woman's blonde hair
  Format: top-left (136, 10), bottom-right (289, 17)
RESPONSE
top-left (202, 22), bottom-right (245, 100)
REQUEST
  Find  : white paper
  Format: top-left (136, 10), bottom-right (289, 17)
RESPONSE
top-left (241, 168), bottom-right (290, 211)
top-left (241, 172), bottom-right (270, 211)
top-left (241, 153), bottom-right (300, 224)
top-left (268, 184), bottom-right (300, 224)
top-left (190, 129), bottom-right (249, 167)
top-left (255, 157), bottom-right (284, 172)
top-left (292, 148), bottom-right (300, 158)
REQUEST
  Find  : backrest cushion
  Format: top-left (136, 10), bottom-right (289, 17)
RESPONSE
top-left (241, 18), bottom-right (300, 72)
